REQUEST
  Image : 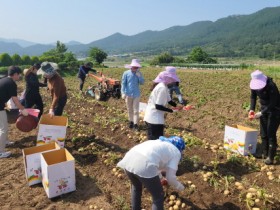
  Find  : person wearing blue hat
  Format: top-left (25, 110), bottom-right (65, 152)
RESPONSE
top-left (248, 70), bottom-right (280, 165)
top-left (117, 136), bottom-right (185, 209)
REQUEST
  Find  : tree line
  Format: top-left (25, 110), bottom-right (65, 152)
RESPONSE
top-left (0, 41), bottom-right (108, 72)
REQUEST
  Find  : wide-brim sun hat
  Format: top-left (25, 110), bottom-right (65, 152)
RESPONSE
top-left (250, 70), bottom-right (267, 90)
top-left (125, 59), bottom-right (141, 68)
top-left (165, 66), bottom-right (180, 82)
top-left (37, 62), bottom-right (58, 77)
top-left (153, 71), bottom-right (178, 84)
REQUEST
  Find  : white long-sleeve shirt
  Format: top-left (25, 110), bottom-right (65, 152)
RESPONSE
top-left (117, 140), bottom-right (184, 191)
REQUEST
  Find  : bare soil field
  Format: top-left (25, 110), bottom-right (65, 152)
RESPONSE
top-left (0, 68), bottom-right (279, 210)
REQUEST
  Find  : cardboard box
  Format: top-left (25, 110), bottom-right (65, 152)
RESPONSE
top-left (37, 114), bottom-right (68, 148)
top-left (224, 125), bottom-right (258, 156)
top-left (22, 142), bottom-right (61, 186)
top-left (41, 148), bottom-right (76, 198)
top-left (139, 102), bottom-right (147, 119)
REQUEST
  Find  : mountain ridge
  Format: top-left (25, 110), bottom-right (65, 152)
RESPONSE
top-left (1, 6), bottom-right (280, 58)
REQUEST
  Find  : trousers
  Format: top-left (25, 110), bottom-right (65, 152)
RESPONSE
top-left (0, 111), bottom-right (8, 153)
top-left (125, 97), bottom-right (140, 124)
top-left (125, 170), bottom-right (164, 210)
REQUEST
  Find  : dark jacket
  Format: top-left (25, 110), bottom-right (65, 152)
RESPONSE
top-left (25, 72), bottom-right (46, 97)
top-left (77, 66), bottom-right (96, 79)
top-left (0, 77), bottom-right (17, 110)
top-left (250, 77), bottom-right (280, 114)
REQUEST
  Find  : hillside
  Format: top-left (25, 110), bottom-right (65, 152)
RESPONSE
top-left (1, 6), bottom-right (280, 58)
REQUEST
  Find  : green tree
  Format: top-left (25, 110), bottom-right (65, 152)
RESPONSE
top-left (150, 52), bottom-right (175, 65)
top-left (89, 47), bottom-right (108, 64)
top-left (21, 55), bottom-right (32, 65)
top-left (64, 52), bottom-right (76, 63)
top-left (56, 41), bottom-right (67, 54)
top-left (63, 52), bottom-right (78, 68)
top-left (187, 47), bottom-right (217, 64)
top-left (11, 54), bottom-right (22, 65)
top-left (30, 56), bottom-right (40, 65)
top-left (0, 53), bottom-right (13, 66)
top-left (40, 41), bottom-right (68, 63)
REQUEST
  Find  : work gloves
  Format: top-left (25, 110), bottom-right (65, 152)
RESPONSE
top-left (20, 109), bottom-right (29, 116)
top-left (248, 110), bottom-right (262, 119)
top-left (49, 109), bottom-right (54, 118)
top-left (254, 112), bottom-right (262, 119)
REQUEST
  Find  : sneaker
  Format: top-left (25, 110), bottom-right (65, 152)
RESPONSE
top-left (0, 151), bottom-right (11, 158)
top-left (264, 157), bottom-right (273, 165)
top-left (129, 121), bottom-right (134, 129)
top-left (6, 141), bottom-right (14, 146)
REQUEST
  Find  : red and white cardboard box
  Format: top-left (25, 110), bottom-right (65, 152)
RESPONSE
top-left (37, 114), bottom-right (68, 148)
top-left (41, 148), bottom-right (76, 198)
top-left (22, 142), bottom-right (61, 186)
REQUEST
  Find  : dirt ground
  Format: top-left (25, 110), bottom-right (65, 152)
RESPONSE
top-left (1, 68), bottom-right (280, 210)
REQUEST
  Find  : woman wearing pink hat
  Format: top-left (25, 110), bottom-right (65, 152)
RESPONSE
top-left (248, 70), bottom-right (280, 165)
top-left (144, 69), bottom-right (183, 140)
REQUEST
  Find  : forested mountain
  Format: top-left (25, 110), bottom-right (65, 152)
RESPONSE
top-left (1, 6), bottom-right (280, 58)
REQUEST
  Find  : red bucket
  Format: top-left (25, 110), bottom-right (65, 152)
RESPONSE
top-left (25, 109), bottom-right (40, 117)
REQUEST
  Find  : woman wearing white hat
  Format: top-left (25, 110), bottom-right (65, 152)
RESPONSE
top-left (121, 59), bottom-right (145, 130)
top-left (248, 70), bottom-right (280, 165)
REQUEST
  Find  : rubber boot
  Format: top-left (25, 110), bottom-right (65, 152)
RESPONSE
top-left (264, 144), bottom-right (276, 165)
top-left (128, 121), bottom-right (134, 129)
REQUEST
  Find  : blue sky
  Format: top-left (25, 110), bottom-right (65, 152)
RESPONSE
top-left (1, 0), bottom-right (279, 44)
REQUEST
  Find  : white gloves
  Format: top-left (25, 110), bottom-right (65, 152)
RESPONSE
top-left (254, 112), bottom-right (262, 119)
top-left (20, 109), bottom-right (29, 116)
top-left (49, 109), bottom-right (54, 117)
top-left (121, 94), bottom-right (126, 100)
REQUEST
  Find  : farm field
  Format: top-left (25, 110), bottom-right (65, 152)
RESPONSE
top-left (0, 67), bottom-right (280, 210)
